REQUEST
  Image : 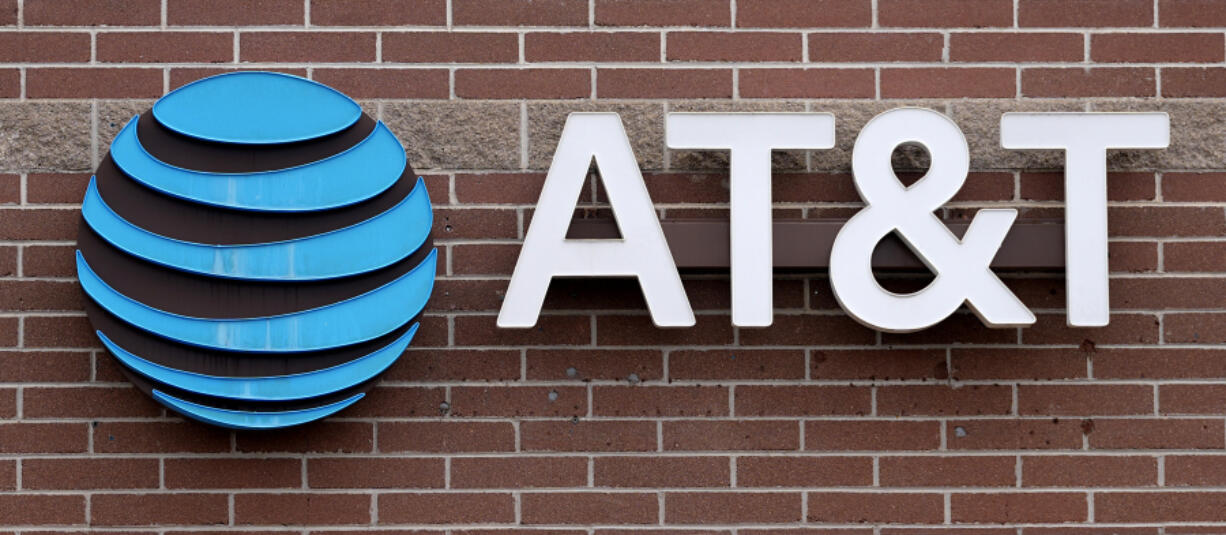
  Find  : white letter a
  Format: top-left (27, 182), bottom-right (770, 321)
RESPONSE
top-left (497, 113), bottom-right (695, 328)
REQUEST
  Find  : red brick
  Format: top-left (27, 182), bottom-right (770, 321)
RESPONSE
top-left (456, 387), bottom-right (583, 419)
top-left (22, 245), bottom-right (79, 278)
top-left (739, 68), bottom-right (874, 98)
top-left (1163, 172), bottom-right (1226, 201)
top-left (93, 493), bottom-right (228, 526)
top-left (380, 421), bottom-right (516, 452)
top-left (169, 0), bottom-right (304, 25)
top-left (669, 349), bottom-right (804, 380)
top-left (310, 0), bottom-right (445, 25)
top-left (740, 314), bottom-right (876, 346)
top-left (97, 31), bottom-right (233, 63)
top-left (236, 421), bottom-right (373, 453)
top-left (452, 457), bottom-right (587, 488)
top-left (454, 0), bottom-right (587, 26)
top-left (26, 67), bottom-right (162, 98)
top-left (434, 207), bottom-right (519, 239)
top-left (808, 32), bottom-right (942, 62)
top-left (952, 492), bottom-right (1087, 523)
top-left (737, 0), bottom-right (870, 28)
top-left (23, 385), bottom-right (162, 418)
top-left (595, 456), bottom-right (730, 487)
top-left (1020, 0), bottom-right (1153, 27)
top-left (668, 492), bottom-right (802, 523)
top-left (951, 32), bottom-right (1083, 62)
top-left (0, 0), bottom-right (12, 25)
top-left (1089, 418), bottom-right (1224, 449)
top-left (597, 0), bottom-right (730, 26)
top-left (527, 32), bottom-right (660, 62)
top-left (169, 66), bottom-right (307, 88)
top-left (1166, 455), bottom-right (1226, 486)
top-left (882, 67), bottom-right (1015, 98)
top-left (523, 420), bottom-right (657, 452)
top-left (878, 385), bottom-right (1013, 416)
top-left (1021, 171), bottom-right (1156, 202)
top-left (0, 208), bottom-right (78, 240)
top-left (1019, 385), bottom-right (1154, 416)
top-left (665, 420), bottom-right (798, 451)
top-left (378, 495), bottom-right (513, 525)
top-left (1161, 0), bottom-right (1226, 26)
top-left (384, 31), bottom-right (518, 63)
top-left (0, 32), bottom-right (90, 62)
top-left (23, 458), bottom-right (159, 489)
top-left (0, 494), bottom-right (85, 525)
top-left (598, 68), bottom-right (732, 98)
top-left (0, 350), bottom-right (90, 382)
top-left (0, 67), bottom-right (14, 97)
top-left (1112, 206), bottom-right (1226, 237)
top-left (306, 458), bottom-right (442, 489)
top-left (1160, 384), bottom-right (1226, 414)
top-left (1165, 68), bottom-right (1226, 97)
top-left (1022, 455), bottom-right (1157, 487)
top-left (241, 31), bottom-right (375, 62)
top-left (312, 68), bottom-right (448, 98)
top-left (1165, 314), bottom-right (1226, 344)
top-left (454, 173), bottom-right (545, 204)
top-left (388, 348), bottom-right (520, 382)
top-left (735, 385), bottom-right (870, 417)
top-left (0, 316), bottom-right (17, 348)
top-left (527, 349), bottom-right (662, 381)
top-left (0, 424), bottom-right (84, 454)
top-left (456, 68), bottom-right (590, 99)
top-left (95, 421), bottom-right (230, 453)
top-left (947, 419), bottom-right (1084, 450)
top-left (597, 314), bottom-right (734, 346)
top-left (342, 385), bottom-right (443, 418)
top-left (881, 456), bottom-right (1016, 487)
top-left (1095, 349), bottom-right (1226, 379)
top-left (1166, 242), bottom-right (1226, 272)
top-left (523, 492), bottom-right (657, 524)
top-left (455, 314), bottom-right (591, 346)
top-left (1094, 33), bottom-right (1224, 63)
top-left (168, 458), bottom-right (303, 489)
top-left (807, 420), bottom-right (941, 451)
top-left (668, 32), bottom-right (802, 62)
top-left (739, 456), bottom-right (872, 487)
top-left (26, 0), bottom-right (160, 25)
top-left (235, 493), bottom-right (370, 525)
top-left (1097, 492), bottom-right (1226, 522)
top-left (594, 385), bottom-right (729, 417)
top-left (952, 348), bottom-right (1088, 381)
top-left (1023, 67), bottom-right (1155, 97)
top-left (26, 172), bottom-right (89, 204)
top-left (880, 0), bottom-right (1012, 27)
top-left (0, 460), bottom-right (11, 491)
top-left (808, 492), bottom-right (943, 523)
top-left (1112, 278), bottom-right (1226, 310)
top-left (810, 349), bottom-right (945, 380)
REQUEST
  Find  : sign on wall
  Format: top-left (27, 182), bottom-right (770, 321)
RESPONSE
top-left (77, 72), bottom-right (436, 430)
top-left (499, 109), bottom-right (1169, 333)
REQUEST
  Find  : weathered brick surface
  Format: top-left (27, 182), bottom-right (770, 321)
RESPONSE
top-left (1, 1), bottom-right (1225, 532)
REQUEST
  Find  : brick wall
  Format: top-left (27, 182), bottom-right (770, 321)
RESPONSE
top-left (2, 0), bottom-right (1226, 531)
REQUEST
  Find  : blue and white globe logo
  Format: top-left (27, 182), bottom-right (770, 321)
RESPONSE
top-left (77, 72), bottom-right (435, 430)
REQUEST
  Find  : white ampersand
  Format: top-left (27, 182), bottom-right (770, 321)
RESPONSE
top-left (829, 108), bottom-right (1036, 332)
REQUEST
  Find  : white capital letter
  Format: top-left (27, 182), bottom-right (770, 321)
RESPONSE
top-left (830, 108), bottom-right (1034, 333)
top-left (498, 113), bottom-right (694, 328)
top-left (666, 113), bottom-right (836, 327)
top-left (1001, 113), bottom-right (1169, 327)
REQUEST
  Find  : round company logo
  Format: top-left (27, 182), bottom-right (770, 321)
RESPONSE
top-left (77, 72), bottom-right (435, 430)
